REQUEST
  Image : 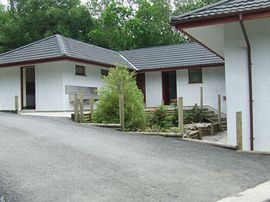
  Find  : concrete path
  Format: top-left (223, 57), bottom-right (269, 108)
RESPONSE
top-left (0, 112), bottom-right (270, 202)
top-left (218, 180), bottom-right (270, 202)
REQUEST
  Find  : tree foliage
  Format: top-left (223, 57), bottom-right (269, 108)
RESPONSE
top-left (92, 66), bottom-right (146, 130)
top-left (0, 0), bottom-right (220, 53)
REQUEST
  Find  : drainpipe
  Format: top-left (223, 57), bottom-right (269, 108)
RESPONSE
top-left (239, 14), bottom-right (254, 151)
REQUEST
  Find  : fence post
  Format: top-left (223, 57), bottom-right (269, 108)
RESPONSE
top-left (119, 94), bottom-right (125, 131)
top-left (79, 92), bottom-right (84, 123)
top-left (89, 99), bottom-right (94, 121)
top-left (178, 97), bottom-right (184, 134)
top-left (198, 127), bottom-right (203, 140)
top-left (218, 94), bottom-right (222, 131)
top-left (74, 93), bottom-right (79, 123)
top-left (14, 96), bottom-right (19, 113)
top-left (236, 111), bottom-right (243, 150)
top-left (210, 123), bottom-right (215, 136)
top-left (200, 87), bottom-right (203, 109)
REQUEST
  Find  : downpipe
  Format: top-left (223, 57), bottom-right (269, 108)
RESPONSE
top-left (239, 14), bottom-right (254, 151)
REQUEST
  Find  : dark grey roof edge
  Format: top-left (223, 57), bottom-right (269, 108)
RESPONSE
top-left (171, 0), bottom-right (230, 23)
top-left (138, 62), bottom-right (225, 71)
top-left (56, 34), bottom-right (67, 56)
top-left (0, 35), bottom-right (60, 57)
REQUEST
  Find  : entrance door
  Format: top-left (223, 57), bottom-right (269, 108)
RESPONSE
top-left (162, 71), bottom-right (176, 105)
top-left (21, 67), bottom-right (36, 109)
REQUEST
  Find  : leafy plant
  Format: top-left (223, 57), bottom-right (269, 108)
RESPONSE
top-left (92, 66), bottom-right (146, 131)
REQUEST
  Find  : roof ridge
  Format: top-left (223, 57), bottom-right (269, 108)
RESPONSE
top-left (60, 35), bottom-right (119, 55)
top-left (120, 42), bottom-right (199, 53)
top-left (0, 35), bottom-right (59, 57)
top-left (56, 34), bottom-right (67, 56)
top-left (171, 0), bottom-right (231, 21)
top-left (118, 53), bottom-right (138, 70)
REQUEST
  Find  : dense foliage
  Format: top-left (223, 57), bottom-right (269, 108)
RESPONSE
top-left (147, 104), bottom-right (206, 131)
top-left (92, 66), bottom-right (146, 130)
top-left (0, 0), bottom-right (220, 53)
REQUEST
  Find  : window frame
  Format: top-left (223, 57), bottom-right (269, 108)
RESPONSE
top-left (75, 65), bottom-right (86, 76)
top-left (100, 69), bottom-right (109, 77)
top-left (188, 68), bottom-right (203, 84)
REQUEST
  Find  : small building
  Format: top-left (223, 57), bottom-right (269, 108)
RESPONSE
top-left (121, 43), bottom-right (225, 111)
top-left (0, 34), bottom-right (225, 113)
top-left (171, 0), bottom-right (270, 152)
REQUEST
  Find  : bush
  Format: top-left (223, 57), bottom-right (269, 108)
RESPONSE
top-left (92, 66), bottom-right (146, 131)
top-left (149, 105), bottom-right (173, 129)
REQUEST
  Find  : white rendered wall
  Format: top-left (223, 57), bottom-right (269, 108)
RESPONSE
top-left (35, 62), bottom-right (65, 111)
top-left (145, 71), bottom-right (163, 107)
top-left (62, 61), bottom-right (105, 110)
top-left (224, 18), bottom-right (270, 152)
top-left (176, 67), bottom-right (226, 112)
top-left (0, 67), bottom-right (20, 111)
top-left (35, 61), bottom-right (106, 111)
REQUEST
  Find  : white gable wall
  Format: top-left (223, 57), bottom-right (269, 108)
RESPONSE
top-left (224, 18), bottom-right (270, 152)
top-left (176, 67), bottom-right (226, 112)
top-left (0, 67), bottom-right (21, 110)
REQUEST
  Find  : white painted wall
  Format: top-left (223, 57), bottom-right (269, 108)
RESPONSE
top-left (62, 61), bottom-right (106, 110)
top-left (35, 61), bottom-right (106, 111)
top-left (35, 62), bottom-right (65, 111)
top-left (145, 71), bottom-right (163, 107)
top-left (224, 18), bottom-right (270, 152)
top-left (0, 67), bottom-right (20, 111)
top-left (176, 67), bottom-right (226, 112)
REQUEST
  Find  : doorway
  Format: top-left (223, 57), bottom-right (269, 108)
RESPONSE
top-left (21, 67), bottom-right (36, 109)
top-left (162, 71), bottom-right (177, 105)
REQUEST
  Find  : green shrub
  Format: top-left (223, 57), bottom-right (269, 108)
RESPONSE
top-left (92, 66), bottom-right (146, 131)
top-left (149, 105), bottom-right (173, 129)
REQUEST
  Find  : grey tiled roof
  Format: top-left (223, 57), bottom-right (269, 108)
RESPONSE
top-left (171, 0), bottom-right (270, 24)
top-left (120, 43), bottom-right (224, 70)
top-left (0, 35), bottom-right (134, 69)
top-left (0, 35), bottom-right (223, 71)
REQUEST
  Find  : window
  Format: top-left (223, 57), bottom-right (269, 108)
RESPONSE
top-left (188, 69), bottom-right (202, 84)
top-left (75, 65), bottom-right (86, 76)
top-left (101, 69), bottom-right (109, 77)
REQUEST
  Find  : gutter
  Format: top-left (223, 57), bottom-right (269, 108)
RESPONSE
top-left (239, 14), bottom-right (254, 151)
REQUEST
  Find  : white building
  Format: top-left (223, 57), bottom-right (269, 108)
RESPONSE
top-left (171, 0), bottom-right (270, 152)
top-left (0, 34), bottom-right (225, 114)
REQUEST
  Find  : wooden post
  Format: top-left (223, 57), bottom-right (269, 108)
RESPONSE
top-left (119, 94), bottom-right (125, 131)
top-left (89, 99), bottom-right (94, 121)
top-left (218, 94), bottom-right (222, 131)
top-left (74, 93), bottom-right (79, 123)
top-left (210, 123), bottom-right (215, 136)
top-left (79, 92), bottom-right (84, 123)
top-left (198, 127), bottom-right (203, 140)
top-left (200, 87), bottom-right (203, 109)
top-left (236, 111), bottom-right (243, 150)
top-left (178, 97), bottom-right (184, 134)
top-left (14, 96), bottom-right (19, 113)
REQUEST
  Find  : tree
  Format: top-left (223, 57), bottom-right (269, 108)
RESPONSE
top-left (0, 0), bottom-right (93, 52)
top-left (93, 66), bottom-right (146, 130)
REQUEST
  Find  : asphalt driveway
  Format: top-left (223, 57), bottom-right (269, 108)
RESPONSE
top-left (0, 112), bottom-right (269, 202)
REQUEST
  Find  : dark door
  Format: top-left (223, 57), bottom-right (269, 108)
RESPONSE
top-left (162, 71), bottom-right (176, 105)
top-left (136, 73), bottom-right (146, 102)
top-left (22, 67), bottom-right (36, 109)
